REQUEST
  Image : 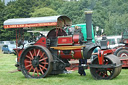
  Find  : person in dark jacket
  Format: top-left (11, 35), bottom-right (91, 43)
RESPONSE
top-left (78, 59), bottom-right (87, 76)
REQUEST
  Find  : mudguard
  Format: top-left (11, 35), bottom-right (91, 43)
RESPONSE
top-left (83, 42), bottom-right (99, 59)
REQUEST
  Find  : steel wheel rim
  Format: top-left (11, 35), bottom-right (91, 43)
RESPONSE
top-left (120, 53), bottom-right (128, 57)
top-left (117, 49), bottom-right (128, 57)
top-left (20, 46), bottom-right (53, 78)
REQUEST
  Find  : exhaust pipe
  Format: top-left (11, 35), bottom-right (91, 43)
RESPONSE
top-left (85, 11), bottom-right (93, 43)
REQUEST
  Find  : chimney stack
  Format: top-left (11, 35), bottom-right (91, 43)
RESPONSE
top-left (85, 11), bottom-right (93, 43)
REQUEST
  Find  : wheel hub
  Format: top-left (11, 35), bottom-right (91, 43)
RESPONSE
top-left (32, 57), bottom-right (39, 68)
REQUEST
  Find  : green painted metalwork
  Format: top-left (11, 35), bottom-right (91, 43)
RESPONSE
top-left (72, 24), bottom-right (95, 43)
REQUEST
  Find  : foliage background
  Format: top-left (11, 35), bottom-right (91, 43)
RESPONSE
top-left (0, 0), bottom-right (128, 40)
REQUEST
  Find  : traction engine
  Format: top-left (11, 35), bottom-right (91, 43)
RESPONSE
top-left (114, 29), bottom-right (128, 67)
top-left (4, 11), bottom-right (122, 79)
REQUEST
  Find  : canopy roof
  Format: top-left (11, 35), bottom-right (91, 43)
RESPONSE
top-left (4, 15), bottom-right (72, 29)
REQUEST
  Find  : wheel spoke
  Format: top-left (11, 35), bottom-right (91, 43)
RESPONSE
top-left (103, 74), bottom-right (105, 78)
top-left (39, 64), bottom-right (47, 70)
top-left (26, 55), bottom-right (32, 60)
top-left (39, 57), bottom-right (48, 62)
top-left (33, 68), bottom-right (36, 76)
top-left (40, 52), bottom-right (45, 59)
top-left (102, 71), bottom-right (107, 77)
top-left (105, 71), bottom-right (108, 77)
top-left (41, 62), bottom-right (48, 65)
top-left (40, 67), bottom-right (44, 74)
top-left (29, 51), bottom-right (34, 59)
top-left (25, 60), bottom-right (32, 63)
top-left (25, 64), bottom-right (32, 68)
top-left (99, 72), bottom-right (101, 75)
top-left (28, 66), bottom-right (33, 72)
top-left (35, 67), bottom-right (39, 77)
top-left (105, 61), bottom-right (109, 65)
top-left (37, 49), bottom-right (41, 57)
top-left (34, 49), bottom-right (36, 56)
top-left (109, 70), bottom-right (112, 74)
top-left (96, 70), bottom-right (98, 73)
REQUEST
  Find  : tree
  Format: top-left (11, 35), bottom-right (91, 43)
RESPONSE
top-left (2, 0), bottom-right (128, 41)
top-left (5, 0), bottom-right (41, 18)
top-left (30, 7), bottom-right (58, 17)
top-left (0, 1), bottom-right (5, 28)
top-left (0, 1), bottom-right (6, 41)
top-left (57, 1), bottom-right (85, 24)
top-left (1, 0), bottom-right (42, 41)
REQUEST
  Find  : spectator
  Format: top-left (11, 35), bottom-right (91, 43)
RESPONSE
top-left (78, 59), bottom-right (87, 76)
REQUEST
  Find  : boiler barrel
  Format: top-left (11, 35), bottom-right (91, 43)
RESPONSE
top-left (58, 49), bottom-right (84, 59)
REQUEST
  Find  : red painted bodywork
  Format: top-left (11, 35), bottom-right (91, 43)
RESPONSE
top-left (14, 48), bottom-right (24, 62)
top-left (15, 37), bottom-right (46, 61)
top-left (57, 36), bottom-right (73, 45)
top-left (57, 35), bottom-right (84, 59)
top-left (98, 49), bottom-right (113, 65)
top-left (14, 35), bottom-right (114, 70)
top-left (120, 58), bottom-right (128, 67)
top-left (58, 49), bottom-right (83, 59)
top-left (34, 37), bottom-right (46, 47)
top-left (14, 37), bottom-right (47, 71)
top-left (4, 22), bottom-right (57, 29)
top-left (14, 48), bottom-right (24, 71)
top-left (73, 34), bottom-right (79, 44)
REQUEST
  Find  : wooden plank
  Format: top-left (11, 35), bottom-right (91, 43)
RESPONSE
top-left (50, 46), bottom-right (85, 50)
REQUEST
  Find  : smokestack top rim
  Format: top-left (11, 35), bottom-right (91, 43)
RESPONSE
top-left (85, 11), bottom-right (93, 14)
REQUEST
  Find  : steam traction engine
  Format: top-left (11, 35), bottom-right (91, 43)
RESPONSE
top-left (4, 11), bottom-right (122, 79)
top-left (114, 29), bottom-right (128, 67)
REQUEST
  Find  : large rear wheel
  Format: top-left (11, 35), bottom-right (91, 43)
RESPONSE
top-left (117, 49), bottom-right (128, 57)
top-left (90, 54), bottom-right (122, 80)
top-left (20, 45), bottom-right (53, 78)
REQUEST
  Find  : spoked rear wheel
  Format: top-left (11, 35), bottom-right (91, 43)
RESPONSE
top-left (20, 45), bottom-right (53, 78)
top-left (90, 54), bottom-right (122, 80)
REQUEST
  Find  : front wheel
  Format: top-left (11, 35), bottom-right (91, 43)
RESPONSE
top-left (20, 45), bottom-right (53, 78)
top-left (90, 54), bottom-right (122, 80)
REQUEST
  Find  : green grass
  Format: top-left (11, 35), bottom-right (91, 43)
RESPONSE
top-left (0, 50), bottom-right (128, 85)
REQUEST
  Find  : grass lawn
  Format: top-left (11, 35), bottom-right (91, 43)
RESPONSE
top-left (0, 50), bottom-right (128, 85)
